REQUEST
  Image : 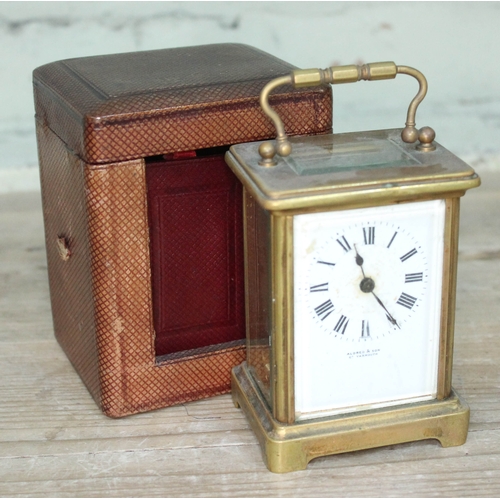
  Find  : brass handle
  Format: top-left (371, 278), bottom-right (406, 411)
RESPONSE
top-left (258, 61), bottom-right (436, 166)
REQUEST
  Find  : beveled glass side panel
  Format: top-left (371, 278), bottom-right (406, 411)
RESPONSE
top-left (244, 190), bottom-right (272, 404)
top-left (285, 136), bottom-right (419, 176)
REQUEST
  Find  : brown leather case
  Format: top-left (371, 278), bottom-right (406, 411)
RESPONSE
top-left (34, 44), bottom-right (332, 417)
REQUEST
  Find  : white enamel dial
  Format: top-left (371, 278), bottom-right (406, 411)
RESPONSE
top-left (293, 200), bottom-right (446, 420)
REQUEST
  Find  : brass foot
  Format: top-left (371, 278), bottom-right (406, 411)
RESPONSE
top-left (232, 362), bottom-right (470, 473)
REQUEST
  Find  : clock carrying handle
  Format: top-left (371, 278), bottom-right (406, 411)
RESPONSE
top-left (258, 61), bottom-right (436, 167)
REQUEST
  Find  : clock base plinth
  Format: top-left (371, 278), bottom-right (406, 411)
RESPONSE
top-left (231, 362), bottom-right (470, 473)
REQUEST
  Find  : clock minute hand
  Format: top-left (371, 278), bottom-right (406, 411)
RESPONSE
top-left (371, 291), bottom-right (401, 329)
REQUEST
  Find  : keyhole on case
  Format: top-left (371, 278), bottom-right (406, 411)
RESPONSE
top-left (360, 277), bottom-right (375, 293)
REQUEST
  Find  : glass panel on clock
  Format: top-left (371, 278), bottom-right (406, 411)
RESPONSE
top-left (242, 192), bottom-right (272, 404)
top-left (293, 200), bottom-right (445, 421)
top-left (286, 134), bottom-right (420, 176)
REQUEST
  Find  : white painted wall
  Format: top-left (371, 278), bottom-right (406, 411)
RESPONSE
top-left (1, 1), bottom-right (499, 192)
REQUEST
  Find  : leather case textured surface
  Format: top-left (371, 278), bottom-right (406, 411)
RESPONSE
top-left (34, 43), bottom-right (332, 417)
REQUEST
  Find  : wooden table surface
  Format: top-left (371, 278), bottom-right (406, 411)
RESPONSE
top-left (1, 171), bottom-right (499, 497)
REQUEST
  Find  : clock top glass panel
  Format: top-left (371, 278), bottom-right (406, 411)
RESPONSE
top-left (284, 134), bottom-right (419, 175)
top-left (226, 129), bottom-right (477, 208)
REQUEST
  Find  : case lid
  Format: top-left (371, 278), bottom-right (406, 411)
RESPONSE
top-left (33, 44), bottom-right (332, 164)
top-left (225, 129), bottom-right (480, 211)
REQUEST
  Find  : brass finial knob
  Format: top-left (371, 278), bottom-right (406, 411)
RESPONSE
top-left (258, 141), bottom-right (278, 167)
top-left (401, 126), bottom-right (419, 144)
top-left (275, 138), bottom-right (292, 158)
top-left (258, 139), bottom-right (292, 167)
top-left (416, 126), bottom-right (436, 151)
top-left (401, 125), bottom-right (436, 152)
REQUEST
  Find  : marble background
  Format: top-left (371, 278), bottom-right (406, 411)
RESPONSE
top-left (1, 1), bottom-right (499, 192)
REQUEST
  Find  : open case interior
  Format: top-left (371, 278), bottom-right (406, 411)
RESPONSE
top-left (146, 147), bottom-right (245, 361)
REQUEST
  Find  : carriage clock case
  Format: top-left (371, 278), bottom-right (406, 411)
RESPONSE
top-left (226, 61), bottom-right (480, 472)
top-left (33, 44), bottom-right (332, 417)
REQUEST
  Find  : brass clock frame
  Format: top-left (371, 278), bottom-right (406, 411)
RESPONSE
top-left (225, 63), bottom-right (480, 473)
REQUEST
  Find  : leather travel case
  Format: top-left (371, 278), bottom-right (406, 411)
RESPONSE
top-left (33, 43), bottom-right (332, 417)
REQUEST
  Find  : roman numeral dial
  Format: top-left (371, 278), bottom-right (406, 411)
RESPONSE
top-left (301, 217), bottom-right (430, 342)
top-left (317, 260), bottom-right (336, 267)
top-left (314, 300), bottom-right (334, 321)
top-left (361, 320), bottom-right (370, 338)
top-left (310, 283), bottom-right (328, 293)
top-left (292, 199), bottom-right (447, 420)
top-left (396, 292), bottom-right (417, 310)
top-left (334, 315), bottom-right (349, 335)
top-left (405, 272), bottom-right (423, 283)
top-left (400, 248), bottom-right (417, 262)
top-left (337, 236), bottom-right (351, 252)
top-left (363, 227), bottom-right (375, 245)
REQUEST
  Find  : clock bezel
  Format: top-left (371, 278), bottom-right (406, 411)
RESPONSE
top-left (252, 194), bottom-right (460, 425)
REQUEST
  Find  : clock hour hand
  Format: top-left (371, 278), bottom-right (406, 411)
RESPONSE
top-left (354, 244), bottom-right (366, 278)
top-left (355, 245), bottom-right (400, 329)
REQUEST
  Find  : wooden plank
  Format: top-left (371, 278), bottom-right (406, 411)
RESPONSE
top-left (0, 173), bottom-right (499, 496)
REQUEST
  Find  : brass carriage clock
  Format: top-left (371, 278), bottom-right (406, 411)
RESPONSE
top-left (225, 62), bottom-right (480, 473)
